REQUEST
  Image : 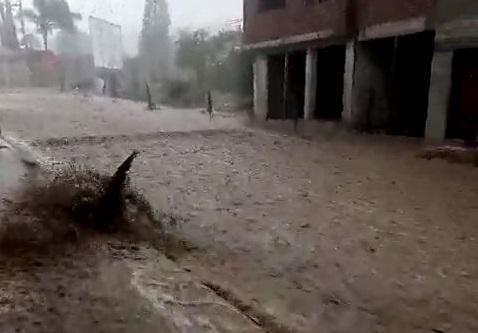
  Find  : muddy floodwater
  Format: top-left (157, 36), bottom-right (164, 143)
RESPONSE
top-left (1, 89), bottom-right (478, 333)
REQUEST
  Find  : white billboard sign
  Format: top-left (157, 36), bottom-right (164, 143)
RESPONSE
top-left (89, 16), bottom-right (123, 70)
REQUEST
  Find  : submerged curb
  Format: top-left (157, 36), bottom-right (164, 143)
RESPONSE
top-left (0, 133), bottom-right (60, 168)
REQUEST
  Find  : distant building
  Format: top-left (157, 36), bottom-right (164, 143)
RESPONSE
top-left (244, 0), bottom-right (478, 142)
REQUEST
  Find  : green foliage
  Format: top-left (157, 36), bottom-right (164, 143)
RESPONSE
top-left (210, 48), bottom-right (253, 97)
top-left (123, 56), bottom-right (145, 101)
top-left (139, 0), bottom-right (172, 82)
top-left (55, 30), bottom-right (91, 56)
top-left (21, 0), bottom-right (81, 50)
top-left (175, 29), bottom-right (252, 98)
top-left (161, 79), bottom-right (203, 107)
top-left (175, 29), bottom-right (210, 90)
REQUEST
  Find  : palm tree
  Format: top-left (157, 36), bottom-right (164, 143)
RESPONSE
top-left (21, 0), bottom-right (80, 51)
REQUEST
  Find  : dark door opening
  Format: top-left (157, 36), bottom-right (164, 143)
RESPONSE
top-left (388, 32), bottom-right (434, 137)
top-left (315, 46), bottom-right (345, 120)
top-left (286, 51), bottom-right (306, 120)
top-left (267, 54), bottom-right (285, 119)
top-left (448, 49), bottom-right (478, 143)
top-left (267, 51), bottom-right (305, 120)
top-left (355, 32), bottom-right (434, 136)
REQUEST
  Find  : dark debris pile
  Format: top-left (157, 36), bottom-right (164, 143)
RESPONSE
top-left (0, 152), bottom-right (166, 253)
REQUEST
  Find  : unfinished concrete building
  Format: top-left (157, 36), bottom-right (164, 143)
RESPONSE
top-left (244, 0), bottom-right (478, 142)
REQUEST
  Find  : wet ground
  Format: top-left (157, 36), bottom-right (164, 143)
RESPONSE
top-left (1, 89), bottom-right (478, 333)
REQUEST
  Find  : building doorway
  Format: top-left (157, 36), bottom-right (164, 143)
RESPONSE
top-left (355, 32), bottom-right (435, 136)
top-left (448, 49), bottom-right (478, 144)
top-left (267, 51), bottom-right (306, 119)
top-left (286, 51), bottom-right (306, 120)
top-left (267, 54), bottom-right (285, 119)
top-left (315, 45), bottom-right (346, 120)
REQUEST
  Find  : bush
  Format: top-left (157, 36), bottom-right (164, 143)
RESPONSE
top-left (160, 79), bottom-right (203, 107)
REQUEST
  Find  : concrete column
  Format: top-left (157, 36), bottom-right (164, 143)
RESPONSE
top-left (253, 54), bottom-right (268, 120)
top-left (425, 50), bottom-right (453, 141)
top-left (342, 40), bottom-right (356, 125)
top-left (304, 48), bottom-right (317, 120)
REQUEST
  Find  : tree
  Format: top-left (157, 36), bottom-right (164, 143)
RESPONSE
top-left (209, 31), bottom-right (253, 97)
top-left (175, 29), bottom-right (252, 97)
top-left (139, 0), bottom-right (171, 82)
top-left (0, 0), bottom-right (20, 49)
top-left (175, 29), bottom-right (210, 90)
top-left (21, 0), bottom-right (80, 51)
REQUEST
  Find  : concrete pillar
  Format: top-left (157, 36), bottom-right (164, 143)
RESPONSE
top-left (425, 50), bottom-right (453, 141)
top-left (304, 48), bottom-right (317, 120)
top-left (342, 40), bottom-right (356, 125)
top-left (253, 54), bottom-right (268, 120)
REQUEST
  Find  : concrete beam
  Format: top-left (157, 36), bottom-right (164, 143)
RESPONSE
top-left (359, 17), bottom-right (426, 41)
top-left (304, 48), bottom-right (317, 120)
top-left (425, 50), bottom-right (454, 141)
top-left (435, 18), bottom-right (478, 48)
top-left (253, 54), bottom-right (268, 120)
top-left (243, 30), bottom-right (334, 51)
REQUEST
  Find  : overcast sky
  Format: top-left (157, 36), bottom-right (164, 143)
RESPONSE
top-left (23, 0), bottom-right (243, 54)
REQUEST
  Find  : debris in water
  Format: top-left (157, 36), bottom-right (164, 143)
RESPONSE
top-left (145, 81), bottom-right (157, 111)
top-left (206, 91), bottom-right (214, 119)
top-left (0, 151), bottom-right (195, 260)
top-left (96, 151), bottom-right (139, 230)
top-left (0, 152), bottom-right (145, 250)
top-left (419, 145), bottom-right (478, 166)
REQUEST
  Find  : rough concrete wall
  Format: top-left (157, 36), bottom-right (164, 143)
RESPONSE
top-left (432, 0), bottom-right (478, 47)
top-left (243, 0), bottom-right (349, 44)
top-left (253, 54), bottom-right (268, 120)
top-left (433, 0), bottom-right (478, 25)
top-left (425, 51), bottom-right (453, 141)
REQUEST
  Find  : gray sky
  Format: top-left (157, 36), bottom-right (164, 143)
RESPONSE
top-left (24, 0), bottom-right (243, 54)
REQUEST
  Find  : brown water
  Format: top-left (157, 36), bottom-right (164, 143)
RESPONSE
top-left (1, 89), bottom-right (478, 332)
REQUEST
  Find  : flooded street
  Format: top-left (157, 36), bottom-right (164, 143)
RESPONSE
top-left (1, 89), bottom-right (478, 332)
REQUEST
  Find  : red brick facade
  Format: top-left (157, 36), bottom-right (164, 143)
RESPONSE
top-left (244, 0), bottom-right (435, 45)
top-left (244, 0), bottom-right (349, 44)
top-left (357, 0), bottom-right (434, 27)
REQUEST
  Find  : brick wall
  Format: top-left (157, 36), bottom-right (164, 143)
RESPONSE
top-left (243, 0), bottom-right (349, 44)
top-left (357, 0), bottom-right (434, 28)
top-left (244, 0), bottom-right (435, 45)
